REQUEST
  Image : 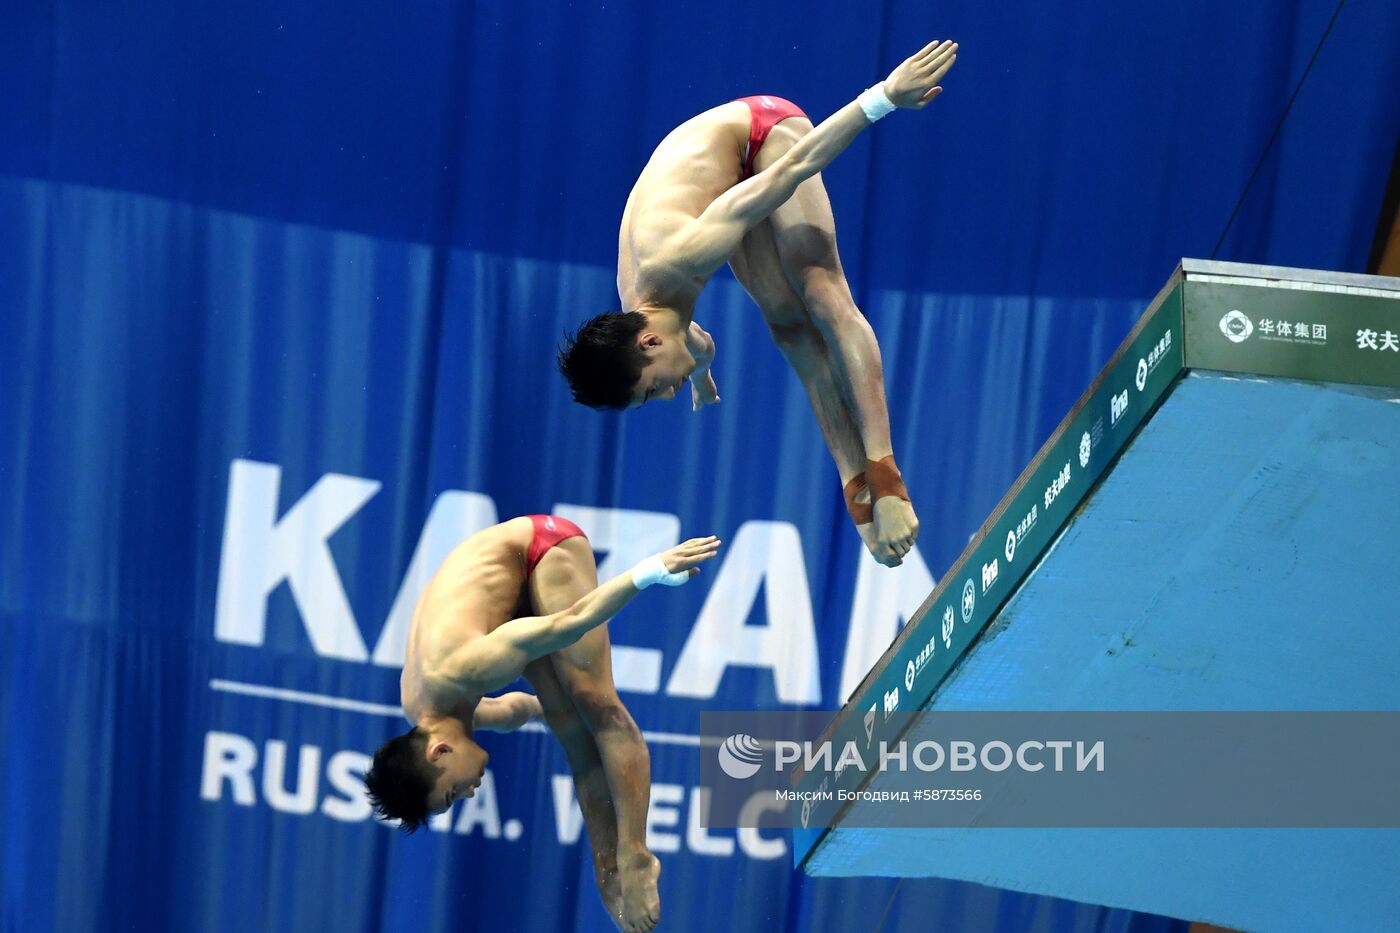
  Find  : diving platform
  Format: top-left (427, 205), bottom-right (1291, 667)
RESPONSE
top-left (794, 260), bottom-right (1400, 932)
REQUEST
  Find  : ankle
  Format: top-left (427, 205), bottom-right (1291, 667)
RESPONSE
top-left (866, 454), bottom-right (909, 502)
top-left (618, 848), bottom-right (655, 870)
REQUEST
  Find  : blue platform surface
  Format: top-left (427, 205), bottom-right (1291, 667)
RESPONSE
top-left (806, 371), bottom-right (1400, 932)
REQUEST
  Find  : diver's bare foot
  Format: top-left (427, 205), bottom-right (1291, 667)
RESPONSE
top-left (595, 864), bottom-right (625, 931)
top-left (851, 485), bottom-right (902, 567)
top-left (619, 852), bottom-right (661, 933)
top-left (872, 496), bottom-right (919, 566)
top-left (855, 520), bottom-right (891, 566)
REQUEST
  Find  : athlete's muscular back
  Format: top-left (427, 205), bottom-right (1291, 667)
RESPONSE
top-left (400, 517), bottom-right (535, 721)
top-left (617, 101), bottom-right (753, 312)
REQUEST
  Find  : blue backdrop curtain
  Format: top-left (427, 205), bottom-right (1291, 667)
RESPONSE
top-left (2, 2), bottom-right (1398, 932)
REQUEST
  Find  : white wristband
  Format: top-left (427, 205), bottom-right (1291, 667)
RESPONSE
top-left (631, 554), bottom-right (691, 589)
top-left (857, 83), bottom-right (897, 122)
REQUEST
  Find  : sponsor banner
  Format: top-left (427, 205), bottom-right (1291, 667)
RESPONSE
top-left (706, 711), bottom-right (1400, 829)
top-left (794, 285), bottom-right (1186, 860)
top-left (1185, 280), bottom-right (1400, 389)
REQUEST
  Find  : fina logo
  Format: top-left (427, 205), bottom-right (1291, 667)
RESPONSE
top-left (718, 734), bottom-right (765, 779)
top-left (1219, 309), bottom-right (1254, 343)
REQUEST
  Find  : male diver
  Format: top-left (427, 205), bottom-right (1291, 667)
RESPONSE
top-left (558, 38), bottom-right (958, 567)
top-left (364, 514), bottom-right (720, 932)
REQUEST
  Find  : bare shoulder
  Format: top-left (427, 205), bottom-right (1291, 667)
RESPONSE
top-left (635, 239), bottom-right (700, 290)
top-left (620, 216), bottom-right (702, 306)
top-left (418, 663), bottom-right (479, 709)
top-left (629, 202), bottom-right (692, 248)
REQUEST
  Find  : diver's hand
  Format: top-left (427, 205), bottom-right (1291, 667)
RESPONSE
top-left (686, 321), bottom-right (716, 367)
top-left (686, 321), bottom-right (720, 411)
top-left (691, 370), bottom-right (721, 411)
top-left (658, 536), bottom-right (723, 578)
top-left (478, 691), bottom-right (542, 732)
top-left (883, 39), bottom-right (958, 109)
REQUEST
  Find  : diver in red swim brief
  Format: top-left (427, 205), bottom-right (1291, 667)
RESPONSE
top-left (558, 37), bottom-right (958, 567)
top-left (366, 515), bottom-right (720, 932)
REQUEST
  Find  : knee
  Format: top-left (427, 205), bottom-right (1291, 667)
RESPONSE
top-left (543, 701), bottom-right (588, 742)
top-left (570, 686), bottom-right (639, 737)
top-left (795, 272), bottom-right (859, 332)
top-left (767, 316), bottom-right (823, 359)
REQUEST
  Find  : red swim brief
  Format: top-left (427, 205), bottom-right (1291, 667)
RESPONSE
top-left (735, 95), bottom-right (808, 179)
top-left (525, 514), bottom-right (588, 576)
